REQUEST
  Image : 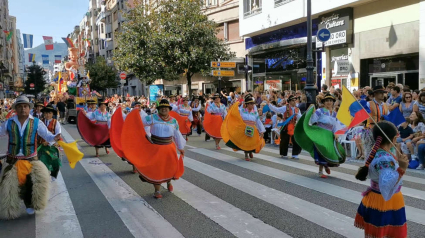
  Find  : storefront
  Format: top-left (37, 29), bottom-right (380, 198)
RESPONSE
top-left (246, 20), bottom-right (320, 92)
top-left (360, 53), bottom-right (419, 89)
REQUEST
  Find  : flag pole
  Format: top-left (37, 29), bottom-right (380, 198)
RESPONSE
top-left (343, 86), bottom-right (401, 154)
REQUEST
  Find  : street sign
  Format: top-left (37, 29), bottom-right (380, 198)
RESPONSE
top-left (317, 28), bottom-right (331, 42)
top-left (212, 70), bottom-right (235, 77)
top-left (30, 83), bottom-right (35, 88)
top-left (119, 72), bottom-right (127, 80)
top-left (211, 62), bottom-right (236, 68)
top-left (120, 79), bottom-right (126, 84)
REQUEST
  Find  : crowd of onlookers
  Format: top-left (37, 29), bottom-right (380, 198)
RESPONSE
top-left (2, 81), bottom-right (425, 170)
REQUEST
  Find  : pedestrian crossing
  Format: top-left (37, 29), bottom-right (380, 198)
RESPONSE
top-left (1, 125), bottom-right (424, 238)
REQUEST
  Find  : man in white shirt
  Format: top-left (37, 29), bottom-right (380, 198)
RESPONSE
top-left (0, 96), bottom-right (61, 219)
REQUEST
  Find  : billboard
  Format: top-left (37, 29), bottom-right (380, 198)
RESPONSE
top-left (149, 84), bottom-right (164, 103)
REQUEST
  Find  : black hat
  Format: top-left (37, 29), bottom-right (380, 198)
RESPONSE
top-left (211, 93), bottom-right (220, 99)
top-left (373, 86), bottom-right (386, 94)
top-left (244, 95), bottom-right (255, 104)
top-left (157, 99), bottom-right (172, 110)
top-left (98, 100), bottom-right (108, 106)
top-left (321, 93), bottom-right (336, 103)
top-left (182, 96), bottom-right (189, 101)
top-left (133, 102), bottom-right (142, 107)
top-left (41, 105), bottom-right (57, 115)
top-left (193, 96), bottom-right (199, 100)
top-left (86, 99), bottom-right (96, 104)
top-left (35, 101), bottom-right (45, 108)
top-left (287, 95), bottom-right (297, 103)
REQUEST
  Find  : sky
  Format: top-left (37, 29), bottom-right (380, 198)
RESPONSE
top-left (9, 0), bottom-right (89, 47)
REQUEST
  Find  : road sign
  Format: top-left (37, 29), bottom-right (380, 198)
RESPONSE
top-left (317, 28), bottom-right (331, 42)
top-left (212, 70), bottom-right (235, 77)
top-left (120, 79), bottom-right (126, 84)
top-left (211, 62), bottom-right (236, 68)
top-left (30, 83), bottom-right (35, 88)
top-left (119, 72), bottom-right (127, 80)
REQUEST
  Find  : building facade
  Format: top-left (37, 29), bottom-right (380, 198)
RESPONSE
top-left (239, 0), bottom-right (423, 91)
top-left (0, 0), bottom-right (11, 98)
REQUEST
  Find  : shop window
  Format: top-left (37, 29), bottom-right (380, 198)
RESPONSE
top-left (243, 0), bottom-right (262, 18)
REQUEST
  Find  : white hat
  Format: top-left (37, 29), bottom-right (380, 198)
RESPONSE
top-left (12, 96), bottom-right (34, 110)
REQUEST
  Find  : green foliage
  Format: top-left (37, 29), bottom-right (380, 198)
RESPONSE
top-left (25, 64), bottom-right (46, 95)
top-left (86, 56), bottom-right (118, 93)
top-left (114, 0), bottom-right (235, 95)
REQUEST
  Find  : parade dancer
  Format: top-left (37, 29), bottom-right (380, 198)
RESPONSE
top-left (222, 95), bottom-right (265, 161)
top-left (268, 95), bottom-right (302, 159)
top-left (174, 97), bottom-right (193, 139)
top-left (191, 96), bottom-right (202, 136)
top-left (33, 101), bottom-right (44, 119)
top-left (205, 93), bottom-right (227, 150)
top-left (354, 121), bottom-right (408, 238)
top-left (169, 95), bottom-right (178, 111)
top-left (121, 99), bottom-right (185, 199)
top-left (0, 96), bottom-right (61, 219)
top-left (307, 94), bottom-right (346, 178)
top-left (87, 101), bottom-right (111, 157)
top-left (38, 105), bottom-right (62, 181)
top-left (85, 99), bottom-right (97, 119)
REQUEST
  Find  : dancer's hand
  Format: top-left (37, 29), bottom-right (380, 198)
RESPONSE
top-left (178, 149), bottom-right (185, 156)
top-left (260, 133), bottom-right (264, 138)
top-left (54, 134), bottom-right (61, 141)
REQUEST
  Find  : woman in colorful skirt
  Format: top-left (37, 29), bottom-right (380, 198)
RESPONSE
top-left (86, 101), bottom-right (112, 157)
top-left (205, 93), bottom-right (227, 149)
top-left (354, 121), bottom-right (409, 238)
top-left (308, 94), bottom-right (346, 178)
top-left (38, 105), bottom-right (62, 181)
top-left (221, 95), bottom-right (265, 161)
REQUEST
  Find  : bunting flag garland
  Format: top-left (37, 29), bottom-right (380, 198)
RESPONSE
top-left (28, 53), bottom-right (35, 62)
top-left (43, 36), bottom-right (54, 50)
top-left (54, 55), bottom-right (61, 63)
top-left (22, 34), bottom-right (33, 48)
top-left (42, 55), bottom-right (49, 64)
top-left (62, 37), bottom-right (74, 48)
top-left (3, 30), bottom-right (12, 41)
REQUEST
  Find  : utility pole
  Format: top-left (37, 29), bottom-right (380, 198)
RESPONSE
top-left (304, 0), bottom-right (317, 108)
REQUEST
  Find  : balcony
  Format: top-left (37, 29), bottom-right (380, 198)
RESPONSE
top-left (96, 11), bottom-right (106, 25)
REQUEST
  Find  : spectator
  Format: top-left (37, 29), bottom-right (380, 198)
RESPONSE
top-left (400, 91), bottom-right (418, 118)
top-left (263, 112), bottom-right (273, 143)
top-left (388, 86), bottom-right (402, 111)
top-left (405, 111), bottom-right (425, 160)
top-left (321, 84), bottom-right (328, 94)
top-left (271, 114), bottom-right (284, 143)
top-left (397, 118), bottom-right (413, 144)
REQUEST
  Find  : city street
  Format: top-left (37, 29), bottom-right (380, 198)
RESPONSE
top-left (0, 124), bottom-right (424, 238)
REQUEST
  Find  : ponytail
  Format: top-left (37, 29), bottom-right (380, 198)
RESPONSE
top-left (355, 136), bottom-right (383, 181)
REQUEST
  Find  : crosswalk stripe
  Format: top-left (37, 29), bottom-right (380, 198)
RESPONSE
top-left (36, 172), bottom-right (83, 238)
top-left (221, 148), bottom-right (425, 201)
top-left (261, 147), bottom-right (425, 182)
top-left (183, 156), bottom-right (364, 237)
top-left (189, 148), bottom-right (425, 226)
top-left (162, 178), bottom-right (290, 238)
top-left (61, 127), bottom-right (184, 238)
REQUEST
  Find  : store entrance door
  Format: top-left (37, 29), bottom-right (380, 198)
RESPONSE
top-left (370, 74), bottom-right (397, 88)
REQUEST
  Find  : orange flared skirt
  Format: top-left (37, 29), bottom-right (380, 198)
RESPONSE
top-left (203, 105), bottom-right (223, 139)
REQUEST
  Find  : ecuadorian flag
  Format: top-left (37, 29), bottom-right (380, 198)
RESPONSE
top-left (337, 86), bottom-right (370, 128)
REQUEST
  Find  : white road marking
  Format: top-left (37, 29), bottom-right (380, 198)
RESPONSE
top-left (61, 126), bottom-right (184, 238)
top-left (191, 148), bottom-right (425, 226)
top-left (183, 155), bottom-right (363, 238)
top-left (35, 172), bottom-right (83, 238)
top-left (163, 179), bottom-right (290, 238)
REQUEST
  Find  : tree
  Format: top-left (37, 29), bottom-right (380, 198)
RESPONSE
top-left (114, 0), bottom-right (235, 97)
top-left (25, 63), bottom-right (46, 95)
top-left (85, 56), bottom-right (119, 94)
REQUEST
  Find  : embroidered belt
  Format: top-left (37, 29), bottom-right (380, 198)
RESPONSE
top-left (361, 180), bottom-right (402, 196)
top-left (243, 120), bottom-right (256, 126)
top-left (180, 113), bottom-right (189, 116)
top-left (150, 135), bottom-right (173, 145)
top-left (6, 155), bottom-right (38, 164)
top-left (96, 121), bottom-right (108, 125)
top-left (211, 113), bottom-right (221, 115)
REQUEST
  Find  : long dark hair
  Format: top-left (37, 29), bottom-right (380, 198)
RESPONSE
top-left (410, 111), bottom-right (425, 126)
top-left (355, 121), bottom-right (398, 181)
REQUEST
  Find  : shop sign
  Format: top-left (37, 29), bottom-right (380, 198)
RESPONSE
top-left (334, 60), bottom-right (350, 75)
top-left (212, 70), bottom-right (235, 77)
top-left (265, 80), bottom-right (282, 91)
top-left (316, 8), bottom-right (353, 48)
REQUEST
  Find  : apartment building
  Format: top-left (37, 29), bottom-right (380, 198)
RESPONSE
top-left (0, 0), bottom-right (10, 98)
top-left (239, 0), bottom-right (423, 91)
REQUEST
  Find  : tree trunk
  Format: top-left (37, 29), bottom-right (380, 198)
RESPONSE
top-left (187, 72), bottom-right (192, 98)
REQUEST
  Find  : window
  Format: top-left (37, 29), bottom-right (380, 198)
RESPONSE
top-left (228, 20), bottom-right (240, 41)
top-left (113, 11), bottom-right (118, 22)
top-left (275, 0), bottom-right (295, 7)
top-left (204, 0), bottom-right (217, 7)
top-left (101, 24), bottom-right (104, 34)
top-left (243, 0), bottom-right (262, 17)
top-left (216, 23), bottom-right (225, 40)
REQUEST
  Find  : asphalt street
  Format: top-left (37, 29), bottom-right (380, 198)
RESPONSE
top-left (0, 123), bottom-right (424, 238)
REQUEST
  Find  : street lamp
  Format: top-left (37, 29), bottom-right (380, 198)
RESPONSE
top-left (304, 0), bottom-right (317, 108)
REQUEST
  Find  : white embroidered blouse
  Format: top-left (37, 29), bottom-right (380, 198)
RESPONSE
top-left (177, 105), bottom-right (193, 121)
top-left (239, 108), bottom-right (266, 133)
top-left (207, 102), bottom-right (227, 119)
